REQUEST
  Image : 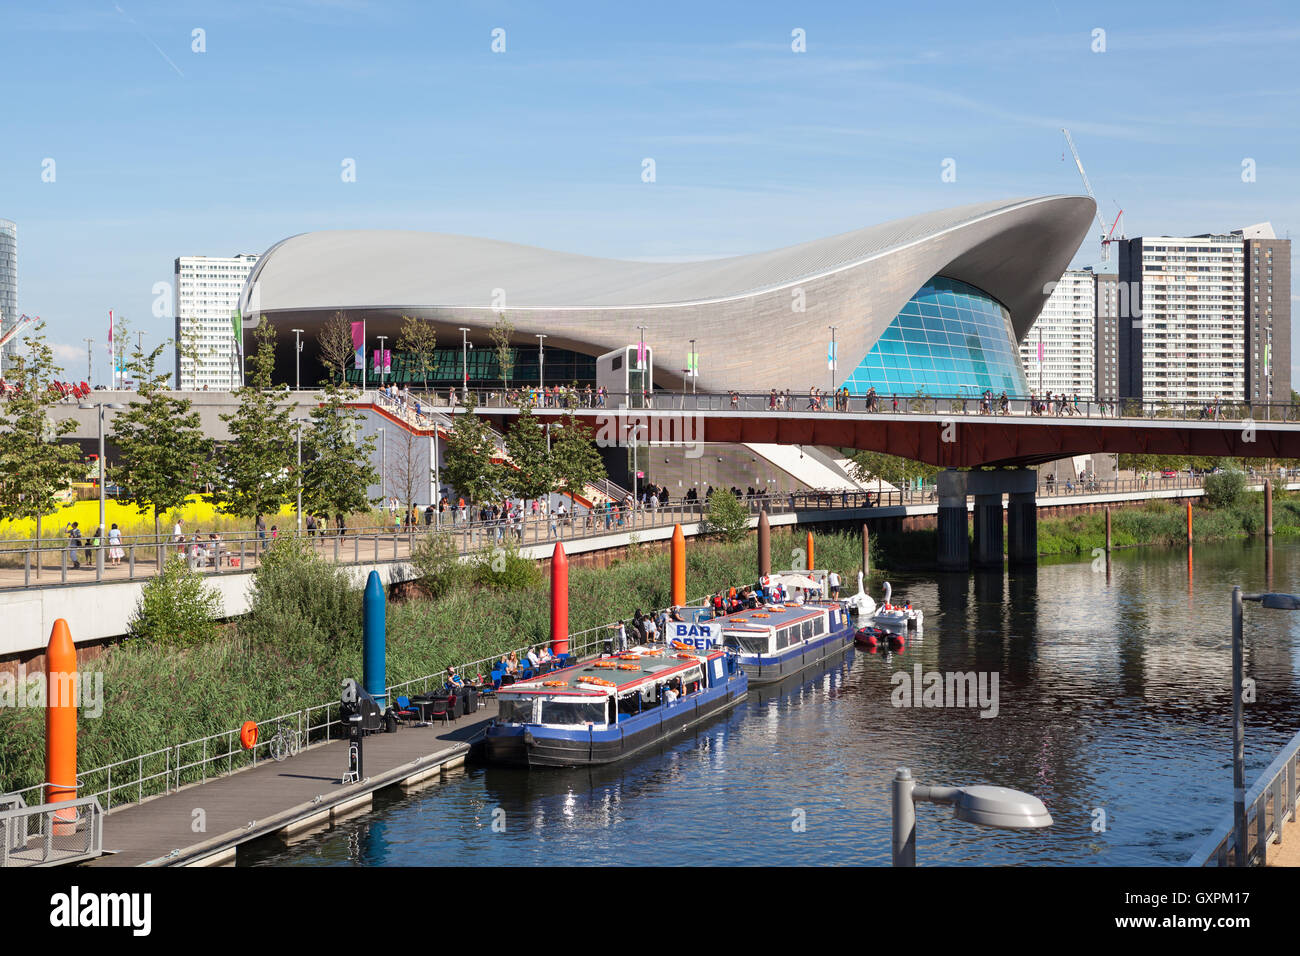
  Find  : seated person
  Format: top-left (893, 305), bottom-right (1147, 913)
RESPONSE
top-left (526, 646), bottom-right (542, 669)
top-left (446, 666), bottom-right (465, 688)
top-left (505, 651), bottom-right (519, 673)
top-left (663, 682), bottom-right (679, 705)
top-left (669, 605), bottom-right (684, 622)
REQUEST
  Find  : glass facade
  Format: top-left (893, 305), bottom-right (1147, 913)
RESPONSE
top-left (842, 276), bottom-right (1028, 398)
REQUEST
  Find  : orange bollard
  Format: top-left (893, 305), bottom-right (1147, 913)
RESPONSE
top-left (670, 524), bottom-right (686, 607)
top-left (806, 531), bottom-right (815, 571)
top-left (1186, 500), bottom-right (1193, 544)
top-left (550, 542), bottom-right (569, 655)
top-left (45, 619), bottom-right (78, 829)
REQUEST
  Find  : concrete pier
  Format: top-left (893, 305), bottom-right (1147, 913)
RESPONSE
top-left (937, 468), bottom-right (1038, 570)
top-left (936, 471), bottom-right (970, 571)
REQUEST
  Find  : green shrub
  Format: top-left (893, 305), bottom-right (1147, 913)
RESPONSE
top-left (703, 489), bottom-right (750, 543)
top-left (470, 536), bottom-right (543, 591)
top-left (1204, 470), bottom-right (1247, 509)
top-left (241, 537), bottom-right (363, 659)
top-left (127, 556), bottom-right (224, 646)
top-left (409, 530), bottom-right (469, 598)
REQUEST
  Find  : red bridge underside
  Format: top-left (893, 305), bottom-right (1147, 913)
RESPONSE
top-left (515, 411), bottom-right (1300, 469)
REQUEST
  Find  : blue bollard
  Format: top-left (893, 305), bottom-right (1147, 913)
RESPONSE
top-left (363, 570), bottom-right (386, 707)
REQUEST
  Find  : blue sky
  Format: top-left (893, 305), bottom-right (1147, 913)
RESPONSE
top-left (4, 0), bottom-right (1298, 382)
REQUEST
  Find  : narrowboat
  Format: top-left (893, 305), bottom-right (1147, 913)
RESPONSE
top-left (485, 645), bottom-right (747, 767)
top-left (714, 599), bottom-right (855, 685)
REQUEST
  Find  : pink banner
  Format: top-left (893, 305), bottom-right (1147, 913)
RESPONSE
top-left (351, 321), bottom-right (364, 368)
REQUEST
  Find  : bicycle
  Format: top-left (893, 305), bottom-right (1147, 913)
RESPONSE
top-left (265, 722), bottom-right (301, 762)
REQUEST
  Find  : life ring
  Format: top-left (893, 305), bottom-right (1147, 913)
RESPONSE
top-left (674, 653), bottom-right (696, 660)
top-left (542, 680), bottom-right (565, 687)
top-left (579, 677), bottom-right (617, 687)
top-left (239, 721), bottom-right (258, 750)
top-left (752, 613), bottom-right (770, 619)
top-left (617, 664), bottom-right (639, 671)
top-left (592, 660), bottom-right (619, 669)
top-left (670, 640), bottom-right (692, 651)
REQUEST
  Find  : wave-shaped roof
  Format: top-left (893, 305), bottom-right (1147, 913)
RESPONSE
top-left (243, 195), bottom-right (1090, 313)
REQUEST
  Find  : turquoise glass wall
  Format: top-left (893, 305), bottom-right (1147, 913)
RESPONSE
top-left (842, 276), bottom-right (1027, 398)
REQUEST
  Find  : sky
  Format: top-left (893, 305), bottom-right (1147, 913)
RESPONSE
top-left (3, 0), bottom-right (1298, 383)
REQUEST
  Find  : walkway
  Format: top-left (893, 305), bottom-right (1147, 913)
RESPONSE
top-left (85, 702), bottom-right (496, 867)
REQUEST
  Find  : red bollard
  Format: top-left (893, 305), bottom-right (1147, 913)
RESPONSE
top-left (806, 531), bottom-right (815, 571)
top-left (550, 542), bottom-right (569, 655)
top-left (46, 619), bottom-right (78, 830)
top-left (671, 524), bottom-right (685, 607)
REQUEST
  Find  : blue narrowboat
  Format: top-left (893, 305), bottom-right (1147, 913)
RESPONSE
top-left (485, 645), bottom-right (747, 768)
top-left (708, 600), bottom-right (854, 685)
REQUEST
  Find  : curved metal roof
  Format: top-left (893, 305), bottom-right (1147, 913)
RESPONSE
top-left (242, 195), bottom-right (1092, 314)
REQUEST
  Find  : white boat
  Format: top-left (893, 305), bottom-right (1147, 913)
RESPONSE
top-left (873, 581), bottom-right (923, 630)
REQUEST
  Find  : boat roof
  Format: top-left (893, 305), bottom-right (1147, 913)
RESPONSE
top-left (501, 646), bottom-right (718, 697)
top-left (716, 603), bottom-right (830, 631)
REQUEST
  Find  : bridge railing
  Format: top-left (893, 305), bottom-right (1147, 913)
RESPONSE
top-left (1186, 723), bottom-right (1300, 867)
top-left (381, 387), bottom-right (1300, 423)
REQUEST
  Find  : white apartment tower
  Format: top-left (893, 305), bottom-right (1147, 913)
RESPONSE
top-left (174, 254), bottom-right (259, 390)
top-left (1019, 269), bottom-right (1096, 398)
top-left (0, 220), bottom-right (16, 374)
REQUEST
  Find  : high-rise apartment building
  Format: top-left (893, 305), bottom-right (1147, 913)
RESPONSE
top-left (0, 219), bottom-right (16, 374)
top-left (1117, 226), bottom-right (1290, 405)
top-left (1094, 271), bottom-right (1119, 401)
top-left (1019, 269), bottom-right (1096, 398)
top-left (174, 254), bottom-right (259, 390)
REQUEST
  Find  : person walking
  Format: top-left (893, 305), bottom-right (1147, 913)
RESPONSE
top-left (256, 514), bottom-right (267, 551)
top-left (67, 522), bottom-right (82, 570)
top-left (107, 523), bottom-right (124, 567)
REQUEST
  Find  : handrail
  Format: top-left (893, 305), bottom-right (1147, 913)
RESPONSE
top-left (1186, 723), bottom-right (1300, 866)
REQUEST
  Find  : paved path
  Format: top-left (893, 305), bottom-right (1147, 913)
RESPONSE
top-left (85, 702), bottom-right (496, 867)
top-left (1266, 807), bottom-right (1300, 867)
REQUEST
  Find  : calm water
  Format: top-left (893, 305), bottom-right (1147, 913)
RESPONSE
top-left (244, 539), bottom-right (1300, 866)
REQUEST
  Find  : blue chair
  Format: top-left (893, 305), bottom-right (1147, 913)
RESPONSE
top-left (394, 696), bottom-right (420, 725)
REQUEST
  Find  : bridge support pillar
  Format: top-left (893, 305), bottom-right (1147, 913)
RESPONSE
top-left (1006, 491), bottom-right (1038, 568)
top-left (936, 470), bottom-right (969, 571)
top-left (972, 494), bottom-right (1004, 568)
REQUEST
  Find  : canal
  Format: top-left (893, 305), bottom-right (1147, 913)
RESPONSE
top-left (243, 538), bottom-right (1300, 866)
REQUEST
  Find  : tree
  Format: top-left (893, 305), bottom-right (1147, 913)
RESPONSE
top-left (300, 383), bottom-right (378, 521)
top-left (703, 488), bottom-right (750, 542)
top-left (549, 411), bottom-right (606, 505)
top-left (128, 556), bottom-right (223, 646)
top-left (1203, 469), bottom-right (1247, 509)
top-left (443, 395), bottom-right (506, 505)
top-left (318, 312), bottom-right (356, 386)
top-left (397, 314), bottom-right (438, 392)
top-left (111, 340), bottom-right (216, 559)
top-left (385, 425), bottom-right (425, 518)
top-left (849, 450), bottom-right (939, 489)
top-left (0, 321), bottom-right (88, 572)
top-left (503, 405), bottom-right (554, 502)
top-left (489, 313), bottom-right (515, 392)
top-left (210, 319), bottom-right (296, 526)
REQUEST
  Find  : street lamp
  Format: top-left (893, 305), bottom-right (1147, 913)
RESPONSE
top-left (891, 766), bottom-right (1053, 866)
top-left (688, 338), bottom-right (697, 396)
top-left (78, 401), bottom-right (123, 579)
top-left (536, 334), bottom-right (548, 395)
top-left (293, 417), bottom-right (310, 532)
top-left (829, 325), bottom-right (837, 395)
top-left (291, 329), bottom-right (304, 390)
top-left (1231, 587), bottom-right (1300, 864)
top-left (377, 335), bottom-right (388, 387)
top-left (459, 328), bottom-right (471, 399)
top-left (377, 427), bottom-right (386, 508)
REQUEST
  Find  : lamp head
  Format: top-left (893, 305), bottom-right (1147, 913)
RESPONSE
top-left (1259, 593), bottom-right (1300, 611)
top-left (951, 785), bottom-right (1054, 830)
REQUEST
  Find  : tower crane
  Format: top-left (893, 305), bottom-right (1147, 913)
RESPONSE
top-left (1062, 128), bottom-right (1124, 263)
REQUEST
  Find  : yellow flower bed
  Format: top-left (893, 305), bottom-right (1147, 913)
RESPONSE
top-left (0, 496), bottom-right (296, 540)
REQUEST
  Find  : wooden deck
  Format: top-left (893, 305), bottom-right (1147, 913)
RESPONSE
top-left (84, 701), bottom-right (497, 867)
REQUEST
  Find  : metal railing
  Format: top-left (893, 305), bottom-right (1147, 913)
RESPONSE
top-left (0, 793), bottom-right (104, 867)
top-left (1187, 724), bottom-right (1300, 866)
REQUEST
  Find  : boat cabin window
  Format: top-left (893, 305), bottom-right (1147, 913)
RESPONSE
top-left (498, 698), bottom-right (537, 724)
top-left (814, 615), bottom-right (825, 635)
top-left (726, 632), bottom-right (771, 654)
top-left (539, 699), bottom-right (607, 726)
top-left (802, 619), bottom-right (813, 640)
top-left (776, 625), bottom-right (795, 649)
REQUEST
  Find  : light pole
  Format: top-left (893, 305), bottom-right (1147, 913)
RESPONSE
top-left (631, 421), bottom-right (643, 510)
top-left (377, 427), bottom-right (387, 509)
top-left (79, 401), bottom-right (122, 579)
top-left (292, 329), bottom-right (304, 390)
top-left (688, 338), bottom-right (697, 396)
top-left (377, 335), bottom-right (388, 388)
top-left (536, 334), bottom-right (547, 396)
top-left (84, 338), bottom-right (94, 386)
top-left (459, 327), bottom-right (471, 399)
top-left (891, 767), bottom-right (1053, 866)
top-left (1230, 587), bottom-right (1300, 864)
top-left (293, 418), bottom-right (308, 533)
top-left (829, 325), bottom-right (837, 395)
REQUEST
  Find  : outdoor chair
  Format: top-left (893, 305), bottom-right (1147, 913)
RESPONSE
top-left (426, 697), bottom-right (450, 726)
top-left (394, 696), bottom-right (421, 725)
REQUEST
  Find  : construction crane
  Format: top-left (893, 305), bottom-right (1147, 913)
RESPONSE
top-left (1062, 128), bottom-right (1123, 263)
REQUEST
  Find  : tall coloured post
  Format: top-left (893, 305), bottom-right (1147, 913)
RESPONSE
top-left (1265, 479), bottom-right (1274, 537)
top-left (861, 522), bottom-right (870, 576)
top-left (1104, 506), bottom-right (1112, 553)
top-left (551, 541), bottom-right (569, 655)
top-left (670, 525), bottom-right (685, 608)
top-left (758, 510), bottom-right (771, 577)
top-left (362, 570), bottom-right (386, 707)
top-left (45, 619), bottom-right (78, 824)
top-left (1186, 500), bottom-right (1193, 545)
top-left (806, 531), bottom-right (815, 571)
